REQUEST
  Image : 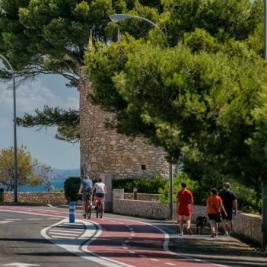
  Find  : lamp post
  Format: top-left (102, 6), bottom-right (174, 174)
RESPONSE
top-left (262, 0), bottom-right (267, 250)
top-left (109, 14), bottom-right (167, 44)
top-left (109, 13), bottom-right (173, 218)
top-left (0, 54), bottom-right (18, 203)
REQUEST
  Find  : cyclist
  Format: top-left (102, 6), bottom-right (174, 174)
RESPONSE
top-left (93, 178), bottom-right (106, 212)
top-left (79, 176), bottom-right (93, 218)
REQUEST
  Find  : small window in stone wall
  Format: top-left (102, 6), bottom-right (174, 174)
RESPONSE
top-left (141, 164), bottom-right (146, 170)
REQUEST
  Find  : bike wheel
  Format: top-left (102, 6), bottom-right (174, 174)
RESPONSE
top-left (99, 203), bottom-right (103, 218)
top-left (87, 204), bottom-right (92, 219)
top-left (96, 205), bottom-right (99, 218)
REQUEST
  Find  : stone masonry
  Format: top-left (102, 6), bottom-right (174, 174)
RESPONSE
top-left (80, 69), bottom-right (169, 180)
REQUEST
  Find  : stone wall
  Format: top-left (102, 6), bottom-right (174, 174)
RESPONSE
top-left (124, 193), bottom-right (160, 202)
top-left (233, 212), bottom-right (262, 245)
top-left (79, 70), bottom-right (169, 180)
top-left (112, 189), bottom-right (262, 244)
top-left (112, 189), bottom-right (205, 220)
top-left (3, 192), bottom-right (66, 205)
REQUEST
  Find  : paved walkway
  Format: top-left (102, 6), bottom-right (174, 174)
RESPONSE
top-left (0, 205), bottom-right (266, 267)
top-left (153, 220), bottom-right (267, 267)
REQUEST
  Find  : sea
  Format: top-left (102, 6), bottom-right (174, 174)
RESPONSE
top-left (18, 179), bottom-right (65, 192)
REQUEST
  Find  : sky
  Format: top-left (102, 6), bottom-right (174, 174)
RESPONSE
top-left (0, 73), bottom-right (80, 170)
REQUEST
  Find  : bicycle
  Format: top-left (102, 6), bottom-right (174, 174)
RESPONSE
top-left (82, 191), bottom-right (92, 219)
top-left (95, 196), bottom-right (104, 218)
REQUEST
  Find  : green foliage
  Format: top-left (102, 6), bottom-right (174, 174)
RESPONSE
top-left (231, 182), bottom-right (261, 214)
top-left (0, 0), bottom-right (162, 142)
top-left (112, 176), bottom-right (166, 193)
top-left (159, 172), bottom-right (200, 204)
top-left (64, 177), bottom-right (81, 201)
top-left (0, 146), bottom-right (51, 190)
top-left (17, 106), bottom-right (80, 143)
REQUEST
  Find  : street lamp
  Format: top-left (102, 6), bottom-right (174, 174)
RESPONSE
top-left (109, 13), bottom-right (174, 219)
top-left (0, 54), bottom-right (18, 203)
top-left (109, 13), bottom-right (167, 45)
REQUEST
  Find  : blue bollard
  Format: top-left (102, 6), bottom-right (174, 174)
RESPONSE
top-left (69, 201), bottom-right (76, 223)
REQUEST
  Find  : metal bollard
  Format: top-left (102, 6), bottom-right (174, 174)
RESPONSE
top-left (69, 201), bottom-right (76, 223)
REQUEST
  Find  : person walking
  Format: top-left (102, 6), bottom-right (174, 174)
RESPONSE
top-left (79, 176), bottom-right (93, 218)
top-left (219, 182), bottom-right (237, 235)
top-left (176, 182), bottom-right (194, 236)
top-left (206, 188), bottom-right (227, 238)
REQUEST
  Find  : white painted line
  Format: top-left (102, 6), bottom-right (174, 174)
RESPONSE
top-left (151, 258), bottom-right (159, 262)
top-left (49, 232), bottom-right (80, 237)
top-left (0, 209), bottom-right (66, 219)
top-left (41, 219), bottom-right (134, 267)
top-left (0, 221), bottom-right (12, 224)
top-left (129, 251), bottom-right (135, 254)
top-left (122, 246), bottom-right (128, 250)
top-left (49, 229), bottom-right (83, 234)
top-left (165, 263), bottom-right (175, 266)
top-left (5, 219), bottom-right (21, 221)
top-left (130, 233), bottom-right (135, 237)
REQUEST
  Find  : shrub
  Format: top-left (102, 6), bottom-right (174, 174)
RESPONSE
top-left (112, 176), bottom-right (166, 193)
top-left (230, 182), bottom-right (261, 214)
top-left (159, 172), bottom-right (200, 204)
top-left (64, 177), bottom-right (81, 201)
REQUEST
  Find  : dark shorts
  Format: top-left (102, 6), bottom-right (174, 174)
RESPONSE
top-left (208, 213), bottom-right (221, 223)
top-left (82, 189), bottom-right (92, 201)
top-left (95, 192), bottom-right (104, 198)
top-left (221, 208), bottom-right (233, 220)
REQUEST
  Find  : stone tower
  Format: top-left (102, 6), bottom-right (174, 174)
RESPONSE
top-left (80, 71), bottom-right (169, 181)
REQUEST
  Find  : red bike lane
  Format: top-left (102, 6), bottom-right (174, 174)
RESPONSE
top-left (0, 206), bottom-right (225, 267)
top-left (87, 217), bottom-right (222, 267)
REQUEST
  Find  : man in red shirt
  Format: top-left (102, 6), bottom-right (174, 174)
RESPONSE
top-left (176, 182), bottom-right (194, 236)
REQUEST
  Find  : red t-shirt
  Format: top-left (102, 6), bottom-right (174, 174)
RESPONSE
top-left (177, 189), bottom-right (193, 208)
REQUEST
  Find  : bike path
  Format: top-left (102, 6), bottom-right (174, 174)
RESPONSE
top-left (0, 205), bottom-right (256, 267)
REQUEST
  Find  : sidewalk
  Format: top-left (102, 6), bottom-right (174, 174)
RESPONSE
top-left (153, 220), bottom-right (267, 267)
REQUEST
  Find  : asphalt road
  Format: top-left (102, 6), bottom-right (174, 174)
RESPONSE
top-left (1, 206), bottom-right (267, 267)
top-left (0, 211), bottom-right (104, 267)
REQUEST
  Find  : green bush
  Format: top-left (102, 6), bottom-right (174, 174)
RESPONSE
top-left (112, 176), bottom-right (166, 193)
top-left (230, 182), bottom-right (261, 214)
top-left (64, 177), bottom-right (81, 201)
top-left (159, 172), bottom-right (200, 204)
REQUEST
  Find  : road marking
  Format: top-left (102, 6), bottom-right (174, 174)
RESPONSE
top-left (151, 258), bottom-right (159, 262)
top-left (49, 228), bottom-right (83, 233)
top-left (0, 221), bottom-right (13, 224)
top-left (42, 219), bottom-right (134, 267)
top-left (165, 263), bottom-right (176, 266)
top-left (1, 263), bottom-right (40, 267)
top-left (48, 231), bottom-right (80, 237)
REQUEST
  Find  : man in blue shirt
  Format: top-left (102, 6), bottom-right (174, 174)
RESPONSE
top-left (79, 176), bottom-right (93, 218)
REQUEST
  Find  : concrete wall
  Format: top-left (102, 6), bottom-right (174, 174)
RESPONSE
top-left (79, 70), bottom-right (169, 180)
top-left (232, 212), bottom-right (262, 245)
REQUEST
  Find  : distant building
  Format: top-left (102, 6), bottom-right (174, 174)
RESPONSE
top-left (79, 70), bottom-right (169, 181)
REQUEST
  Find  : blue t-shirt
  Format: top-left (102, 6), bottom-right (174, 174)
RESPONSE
top-left (82, 178), bottom-right (92, 191)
